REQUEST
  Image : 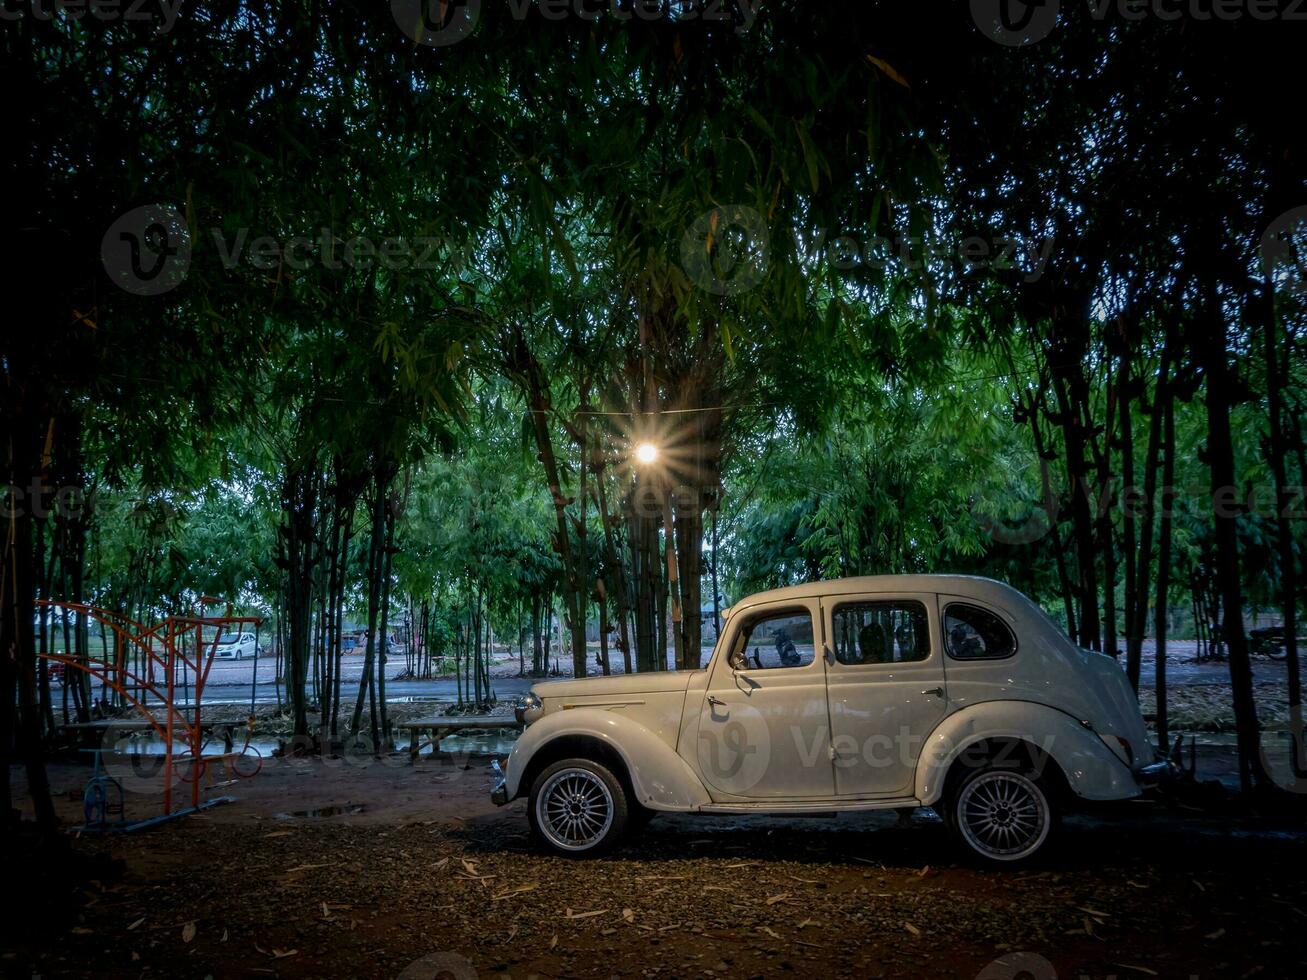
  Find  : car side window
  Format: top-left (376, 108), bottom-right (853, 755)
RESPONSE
top-left (944, 603), bottom-right (1017, 660)
top-left (733, 610), bottom-right (815, 670)
top-left (832, 601), bottom-right (930, 665)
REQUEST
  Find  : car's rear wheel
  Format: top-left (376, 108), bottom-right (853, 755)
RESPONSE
top-left (528, 758), bottom-right (629, 856)
top-left (947, 765), bottom-right (1056, 865)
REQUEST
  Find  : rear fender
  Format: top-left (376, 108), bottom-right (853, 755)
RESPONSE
top-left (915, 700), bottom-right (1141, 804)
top-left (503, 708), bottom-right (711, 811)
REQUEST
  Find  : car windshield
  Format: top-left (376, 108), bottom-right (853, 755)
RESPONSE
top-left (218, 633), bottom-right (242, 644)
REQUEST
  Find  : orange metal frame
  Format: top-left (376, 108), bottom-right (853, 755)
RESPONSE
top-left (37, 597), bottom-right (263, 815)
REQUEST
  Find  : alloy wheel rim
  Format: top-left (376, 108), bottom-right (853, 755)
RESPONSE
top-left (537, 768), bottom-right (614, 851)
top-left (956, 771), bottom-right (1048, 860)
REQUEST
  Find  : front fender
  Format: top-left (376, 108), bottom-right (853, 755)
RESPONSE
top-left (915, 701), bottom-right (1141, 805)
top-left (503, 708), bottom-right (712, 812)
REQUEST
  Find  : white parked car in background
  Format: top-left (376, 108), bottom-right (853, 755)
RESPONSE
top-left (491, 575), bottom-right (1171, 864)
top-left (214, 631), bottom-right (260, 660)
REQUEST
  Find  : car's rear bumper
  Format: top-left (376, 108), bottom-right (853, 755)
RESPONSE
top-left (490, 758), bottom-right (509, 806)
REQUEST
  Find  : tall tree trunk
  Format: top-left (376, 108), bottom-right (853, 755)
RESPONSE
top-left (1119, 335), bottom-right (1138, 671)
top-left (1197, 288), bottom-right (1267, 793)
top-left (660, 484), bottom-right (684, 670)
top-left (377, 499), bottom-right (395, 747)
top-left (1154, 392), bottom-right (1176, 754)
top-left (351, 478), bottom-right (385, 738)
top-left (675, 502), bottom-right (702, 670)
top-left (3, 410), bottom-right (59, 832)
top-left (279, 462), bottom-right (319, 742)
top-left (1127, 327), bottom-right (1175, 691)
top-left (594, 476), bottom-right (633, 673)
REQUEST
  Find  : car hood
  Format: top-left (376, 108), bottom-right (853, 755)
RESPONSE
top-left (530, 670), bottom-right (697, 700)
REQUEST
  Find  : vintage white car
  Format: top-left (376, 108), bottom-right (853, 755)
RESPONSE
top-left (491, 576), bottom-right (1169, 864)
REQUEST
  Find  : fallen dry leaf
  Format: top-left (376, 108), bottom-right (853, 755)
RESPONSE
top-left (492, 883), bottom-right (538, 901)
top-left (622, 908), bottom-right (635, 924)
top-left (126, 917), bottom-right (145, 932)
top-left (903, 921), bottom-right (921, 937)
top-left (182, 921), bottom-right (196, 944)
top-left (765, 892), bottom-right (791, 906)
top-left (564, 908), bottom-right (608, 920)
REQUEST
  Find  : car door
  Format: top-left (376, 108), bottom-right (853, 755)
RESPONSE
top-left (694, 599), bottom-right (835, 800)
top-left (823, 594), bottom-right (950, 798)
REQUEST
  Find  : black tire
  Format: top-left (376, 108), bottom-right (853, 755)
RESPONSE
top-left (945, 763), bottom-right (1059, 866)
top-left (527, 758), bottom-right (629, 857)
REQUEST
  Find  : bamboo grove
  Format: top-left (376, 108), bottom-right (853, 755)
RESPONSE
top-left (3, 3), bottom-right (1305, 832)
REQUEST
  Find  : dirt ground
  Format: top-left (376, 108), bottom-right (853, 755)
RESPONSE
top-left (4, 753), bottom-right (1307, 980)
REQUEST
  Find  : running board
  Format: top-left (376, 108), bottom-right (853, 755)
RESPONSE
top-left (698, 797), bottom-right (922, 815)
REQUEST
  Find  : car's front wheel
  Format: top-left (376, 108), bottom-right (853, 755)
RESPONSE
top-left (947, 765), bottom-right (1057, 865)
top-left (528, 758), bottom-right (629, 856)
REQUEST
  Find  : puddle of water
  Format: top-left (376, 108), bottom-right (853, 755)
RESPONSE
top-left (107, 736), bottom-right (281, 757)
top-left (274, 803), bottom-right (366, 820)
top-left (438, 729), bottom-right (520, 756)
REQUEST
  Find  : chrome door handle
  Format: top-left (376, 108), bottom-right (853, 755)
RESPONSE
top-left (921, 687), bottom-right (945, 698)
top-left (707, 695), bottom-right (727, 707)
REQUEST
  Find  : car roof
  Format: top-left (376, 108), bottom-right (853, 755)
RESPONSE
top-left (723, 575), bottom-right (1030, 620)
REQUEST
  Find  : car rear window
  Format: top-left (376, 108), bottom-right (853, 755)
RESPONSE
top-left (944, 603), bottom-right (1017, 660)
